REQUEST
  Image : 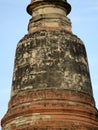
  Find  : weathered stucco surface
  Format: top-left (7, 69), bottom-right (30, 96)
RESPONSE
top-left (11, 30), bottom-right (92, 97)
top-left (1, 0), bottom-right (98, 129)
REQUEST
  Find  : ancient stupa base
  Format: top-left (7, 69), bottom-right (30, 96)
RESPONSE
top-left (2, 89), bottom-right (98, 129)
top-left (1, 0), bottom-right (98, 130)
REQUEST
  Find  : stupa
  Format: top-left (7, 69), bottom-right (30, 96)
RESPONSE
top-left (1, 0), bottom-right (98, 129)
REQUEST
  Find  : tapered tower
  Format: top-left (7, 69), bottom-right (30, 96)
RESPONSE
top-left (1, 0), bottom-right (98, 129)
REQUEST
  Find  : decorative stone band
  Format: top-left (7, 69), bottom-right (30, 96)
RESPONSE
top-left (27, 0), bottom-right (71, 15)
top-left (28, 13), bottom-right (72, 33)
top-left (27, 1), bottom-right (72, 33)
top-left (27, 0), bottom-right (72, 36)
top-left (1, 90), bottom-right (98, 129)
top-left (9, 90), bottom-right (95, 108)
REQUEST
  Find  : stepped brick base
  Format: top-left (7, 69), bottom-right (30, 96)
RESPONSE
top-left (1, 90), bottom-right (98, 130)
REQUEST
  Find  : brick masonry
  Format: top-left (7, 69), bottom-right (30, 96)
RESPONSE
top-left (1, 0), bottom-right (98, 129)
top-left (1, 89), bottom-right (98, 129)
top-left (1, 30), bottom-right (98, 130)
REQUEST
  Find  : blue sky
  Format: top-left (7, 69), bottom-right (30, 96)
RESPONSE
top-left (0, 0), bottom-right (98, 129)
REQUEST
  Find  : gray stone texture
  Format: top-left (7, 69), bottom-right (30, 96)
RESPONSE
top-left (11, 30), bottom-right (93, 97)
